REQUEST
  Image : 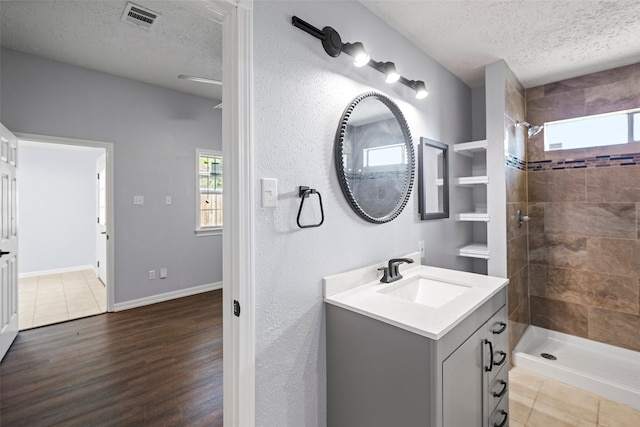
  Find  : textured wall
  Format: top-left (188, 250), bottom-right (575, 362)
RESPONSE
top-left (526, 63), bottom-right (640, 352)
top-left (1, 48), bottom-right (223, 304)
top-left (254, 1), bottom-right (472, 425)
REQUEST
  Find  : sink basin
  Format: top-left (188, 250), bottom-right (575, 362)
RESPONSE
top-left (378, 276), bottom-right (471, 308)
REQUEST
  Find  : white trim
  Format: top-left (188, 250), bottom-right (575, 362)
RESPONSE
top-left (16, 132), bottom-right (116, 313)
top-left (196, 147), bottom-right (224, 232)
top-left (113, 281), bottom-right (223, 311)
top-left (218, 0), bottom-right (255, 426)
top-left (19, 265), bottom-right (95, 279)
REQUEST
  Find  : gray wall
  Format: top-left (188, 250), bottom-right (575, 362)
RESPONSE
top-left (1, 48), bottom-right (222, 304)
top-left (254, 2), bottom-right (472, 425)
top-left (18, 143), bottom-right (103, 274)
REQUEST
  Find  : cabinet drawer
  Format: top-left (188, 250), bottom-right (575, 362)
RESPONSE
top-left (483, 307), bottom-right (508, 381)
top-left (487, 364), bottom-right (509, 415)
top-left (488, 393), bottom-right (509, 427)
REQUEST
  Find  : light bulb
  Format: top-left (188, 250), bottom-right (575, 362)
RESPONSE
top-left (414, 81), bottom-right (429, 99)
top-left (383, 62), bottom-right (400, 83)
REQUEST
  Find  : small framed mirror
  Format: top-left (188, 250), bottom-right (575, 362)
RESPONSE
top-left (335, 92), bottom-right (415, 223)
top-left (418, 137), bottom-right (449, 220)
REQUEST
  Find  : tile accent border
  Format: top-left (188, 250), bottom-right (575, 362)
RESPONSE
top-left (528, 152), bottom-right (640, 172)
top-left (506, 153), bottom-right (527, 171)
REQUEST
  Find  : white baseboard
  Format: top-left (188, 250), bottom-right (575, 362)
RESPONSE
top-left (114, 281), bottom-right (223, 312)
top-left (19, 265), bottom-right (95, 279)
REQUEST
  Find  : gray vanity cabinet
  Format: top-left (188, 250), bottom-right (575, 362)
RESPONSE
top-left (442, 306), bottom-right (509, 426)
top-left (326, 288), bottom-right (508, 427)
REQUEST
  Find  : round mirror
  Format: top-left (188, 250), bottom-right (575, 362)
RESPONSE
top-left (335, 92), bottom-right (415, 223)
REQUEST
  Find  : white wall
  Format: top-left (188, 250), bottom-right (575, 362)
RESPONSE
top-left (18, 142), bottom-right (103, 274)
top-left (254, 2), bottom-right (473, 425)
top-left (1, 48), bottom-right (222, 303)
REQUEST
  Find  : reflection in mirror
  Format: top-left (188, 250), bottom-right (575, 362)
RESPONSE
top-left (335, 92), bottom-right (414, 223)
top-left (418, 137), bottom-right (449, 220)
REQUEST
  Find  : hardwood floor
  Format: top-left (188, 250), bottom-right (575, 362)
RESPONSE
top-left (0, 290), bottom-right (223, 427)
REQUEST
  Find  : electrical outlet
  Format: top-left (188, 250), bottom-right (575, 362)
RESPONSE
top-left (133, 195), bottom-right (144, 205)
top-left (419, 240), bottom-right (425, 257)
top-left (160, 268), bottom-right (167, 279)
top-left (149, 270), bottom-right (156, 280)
top-left (165, 196), bottom-right (172, 205)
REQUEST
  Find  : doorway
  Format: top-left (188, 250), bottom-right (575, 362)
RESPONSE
top-left (16, 136), bottom-right (114, 329)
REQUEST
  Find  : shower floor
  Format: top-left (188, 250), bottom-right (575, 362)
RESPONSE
top-left (513, 325), bottom-right (640, 410)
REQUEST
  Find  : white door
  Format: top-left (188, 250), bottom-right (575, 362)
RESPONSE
top-left (0, 123), bottom-right (19, 361)
top-left (96, 154), bottom-right (107, 284)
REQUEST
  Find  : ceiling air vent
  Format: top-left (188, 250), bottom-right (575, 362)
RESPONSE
top-left (122, 3), bottom-right (160, 30)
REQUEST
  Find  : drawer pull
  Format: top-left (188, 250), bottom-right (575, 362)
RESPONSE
top-left (493, 351), bottom-right (507, 367)
top-left (493, 380), bottom-right (507, 398)
top-left (493, 410), bottom-right (508, 427)
top-left (492, 322), bottom-right (507, 335)
top-left (484, 340), bottom-right (494, 372)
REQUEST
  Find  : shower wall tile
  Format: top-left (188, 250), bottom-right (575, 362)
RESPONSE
top-left (507, 202), bottom-right (527, 241)
top-left (509, 299), bottom-right (529, 355)
top-left (526, 90), bottom-right (586, 126)
top-left (530, 266), bottom-right (639, 315)
top-left (528, 169), bottom-right (585, 203)
top-left (586, 238), bottom-right (640, 277)
top-left (508, 234), bottom-right (528, 278)
top-left (589, 308), bottom-right (640, 352)
top-left (543, 203), bottom-right (636, 239)
top-left (505, 115), bottom-right (526, 160)
top-left (585, 77), bottom-right (640, 115)
top-left (527, 203), bottom-right (544, 234)
top-left (525, 63), bottom-right (640, 163)
top-left (530, 295), bottom-right (588, 338)
top-left (526, 63), bottom-right (640, 351)
top-left (505, 73), bottom-right (525, 124)
top-left (508, 265), bottom-right (528, 316)
top-left (528, 264), bottom-right (547, 296)
top-left (506, 166), bottom-right (527, 203)
top-left (586, 165), bottom-right (640, 202)
top-left (528, 233), bottom-right (588, 270)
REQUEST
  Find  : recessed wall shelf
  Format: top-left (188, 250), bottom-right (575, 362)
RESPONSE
top-left (455, 176), bottom-right (489, 186)
top-left (457, 243), bottom-right (490, 259)
top-left (453, 140), bottom-right (487, 157)
top-left (455, 212), bottom-right (490, 222)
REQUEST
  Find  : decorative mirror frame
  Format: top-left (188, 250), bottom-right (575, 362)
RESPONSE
top-left (335, 91), bottom-right (415, 223)
top-left (418, 137), bottom-right (449, 220)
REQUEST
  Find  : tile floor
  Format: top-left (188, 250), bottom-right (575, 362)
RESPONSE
top-left (18, 269), bottom-right (106, 330)
top-left (509, 366), bottom-right (640, 427)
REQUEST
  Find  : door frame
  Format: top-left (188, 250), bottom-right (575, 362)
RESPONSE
top-left (184, 1), bottom-right (255, 425)
top-left (15, 133), bottom-right (115, 313)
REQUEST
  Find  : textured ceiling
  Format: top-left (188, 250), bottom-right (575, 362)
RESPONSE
top-left (0, 0), bottom-right (223, 100)
top-left (2, 1), bottom-right (639, 98)
top-left (361, 0), bottom-right (640, 88)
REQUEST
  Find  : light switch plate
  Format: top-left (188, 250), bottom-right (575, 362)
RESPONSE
top-left (261, 178), bottom-right (278, 207)
top-left (165, 196), bottom-right (172, 205)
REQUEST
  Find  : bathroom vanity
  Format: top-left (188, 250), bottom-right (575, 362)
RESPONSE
top-left (324, 256), bottom-right (509, 427)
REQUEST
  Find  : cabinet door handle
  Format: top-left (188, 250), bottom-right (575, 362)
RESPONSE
top-left (493, 380), bottom-right (507, 398)
top-left (484, 339), bottom-right (494, 372)
top-left (0, 250), bottom-right (10, 257)
top-left (493, 410), bottom-right (508, 427)
top-left (492, 322), bottom-right (507, 334)
top-left (493, 351), bottom-right (507, 367)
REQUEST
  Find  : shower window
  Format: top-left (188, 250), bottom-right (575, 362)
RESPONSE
top-left (545, 108), bottom-right (640, 151)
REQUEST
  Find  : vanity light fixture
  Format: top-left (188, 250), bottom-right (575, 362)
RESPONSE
top-left (292, 16), bottom-right (428, 100)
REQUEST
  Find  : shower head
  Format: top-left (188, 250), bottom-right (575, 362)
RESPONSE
top-left (516, 121), bottom-right (544, 138)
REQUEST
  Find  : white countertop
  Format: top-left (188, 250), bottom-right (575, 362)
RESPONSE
top-left (323, 256), bottom-right (509, 340)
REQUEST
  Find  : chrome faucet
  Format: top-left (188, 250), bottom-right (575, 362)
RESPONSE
top-left (378, 258), bottom-right (414, 283)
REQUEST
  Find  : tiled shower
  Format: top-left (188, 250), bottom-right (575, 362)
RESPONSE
top-left (524, 63), bottom-right (640, 354)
